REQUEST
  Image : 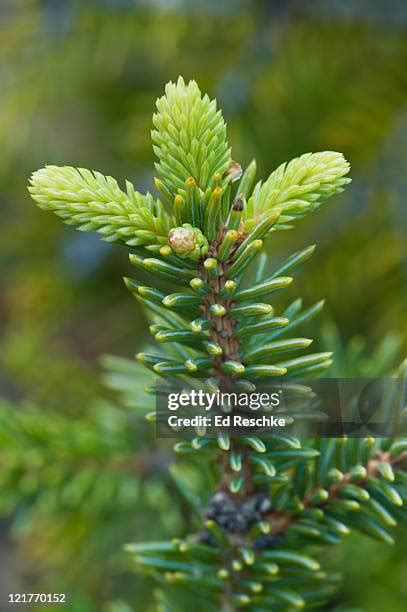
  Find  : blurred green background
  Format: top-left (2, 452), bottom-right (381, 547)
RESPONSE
top-left (0, 1), bottom-right (406, 610)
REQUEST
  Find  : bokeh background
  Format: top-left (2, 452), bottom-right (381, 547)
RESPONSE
top-left (0, 1), bottom-right (406, 610)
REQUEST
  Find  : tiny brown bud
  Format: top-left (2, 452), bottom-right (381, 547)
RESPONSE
top-left (232, 195), bottom-right (244, 212)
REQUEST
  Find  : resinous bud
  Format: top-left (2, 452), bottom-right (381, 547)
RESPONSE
top-left (226, 160), bottom-right (243, 183)
top-left (168, 223), bottom-right (208, 259)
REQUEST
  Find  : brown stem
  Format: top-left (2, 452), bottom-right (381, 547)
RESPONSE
top-left (200, 229), bottom-right (259, 499)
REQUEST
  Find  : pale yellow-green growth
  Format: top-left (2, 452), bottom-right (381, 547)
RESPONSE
top-left (29, 165), bottom-right (174, 250)
top-left (152, 76), bottom-right (231, 198)
top-left (244, 151), bottom-right (351, 231)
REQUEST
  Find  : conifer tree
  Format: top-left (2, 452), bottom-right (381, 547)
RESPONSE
top-left (29, 77), bottom-right (406, 611)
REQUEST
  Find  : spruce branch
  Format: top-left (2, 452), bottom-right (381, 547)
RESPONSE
top-left (27, 77), bottom-right (407, 612)
top-left (265, 445), bottom-right (407, 541)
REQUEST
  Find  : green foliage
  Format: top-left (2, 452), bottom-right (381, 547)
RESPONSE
top-left (0, 360), bottom-right (179, 610)
top-left (244, 152), bottom-right (350, 231)
top-left (152, 77), bottom-right (231, 199)
top-left (27, 76), bottom-right (406, 612)
top-left (0, 5), bottom-right (405, 609)
top-left (320, 322), bottom-right (403, 378)
top-left (29, 166), bottom-right (173, 250)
